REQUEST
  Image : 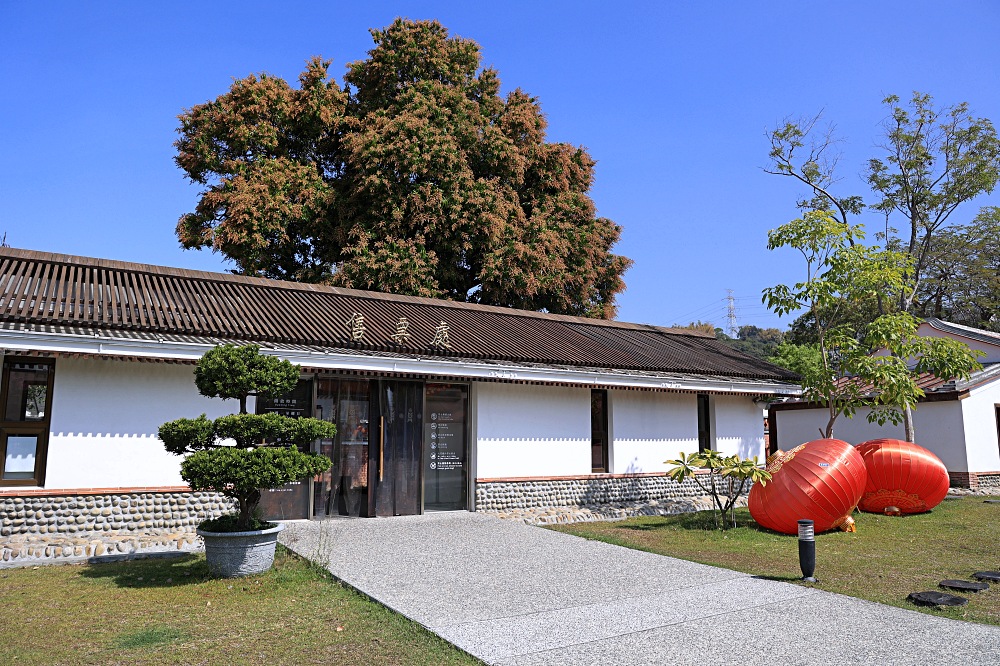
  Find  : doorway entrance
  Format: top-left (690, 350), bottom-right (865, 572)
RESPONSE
top-left (310, 378), bottom-right (468, 518)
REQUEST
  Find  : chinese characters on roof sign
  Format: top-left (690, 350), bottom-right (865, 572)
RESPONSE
top-left (391, 317), bottom-right (411, 344)
top-left (346, 312), bottom-right (366, 341)
top-left (343, 312), bottom-right (452, 349)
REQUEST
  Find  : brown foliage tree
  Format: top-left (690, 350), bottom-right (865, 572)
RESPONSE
top-left (175, 19), bottom-right (631, 318)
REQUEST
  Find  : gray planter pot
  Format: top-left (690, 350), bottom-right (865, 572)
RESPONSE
top-left (197, 523), bottom-right (284, 578)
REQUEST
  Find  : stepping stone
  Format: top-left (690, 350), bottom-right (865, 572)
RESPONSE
top-left (940, 579), bottom-right (989, 592)
top-left (983, 499), bottom-right (1000, 504)
top-left (908, 591), bottom-right (968, 607)
top-left (972, 571), bottom-right (1000, 582)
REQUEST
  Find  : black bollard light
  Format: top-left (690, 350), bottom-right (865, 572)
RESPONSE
top-left (797, 519), bottom-right (817, 582)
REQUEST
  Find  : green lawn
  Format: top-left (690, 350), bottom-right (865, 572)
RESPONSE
top-left (0, 547), bottom-right (482, 666)
top-left (551, 496), bottom-right (1000, 626)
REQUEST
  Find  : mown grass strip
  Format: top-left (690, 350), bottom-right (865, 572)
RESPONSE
top-left (0, 546), bottom-right (482, 666)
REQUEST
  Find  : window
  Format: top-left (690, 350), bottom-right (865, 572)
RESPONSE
top-left (995, 405), bottom-right (1000, 461)
top-left (0, 358), bottom-right (55, 486)
top-left (697, 393), bottom-right (712, 453)
top-left (591, 389), bottom-right (609, 473)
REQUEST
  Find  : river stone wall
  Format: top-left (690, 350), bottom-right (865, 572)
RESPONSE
top-left (977, 472), bottom-right (1000, 489)
top-left (475, 475), bottom-right (745, 512)
top-left (0, 491), bottom-right (235, 537)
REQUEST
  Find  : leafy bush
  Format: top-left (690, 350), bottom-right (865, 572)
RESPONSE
top-left (159, 344), bottom-right (334, 531)
top-left (182, 446), bottom-right (331, 528)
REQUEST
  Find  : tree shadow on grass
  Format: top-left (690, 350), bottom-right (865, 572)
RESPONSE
top-left (79, 552), bottom-right (209, 588)
top-left (618, 510), bottom-right (769, 533)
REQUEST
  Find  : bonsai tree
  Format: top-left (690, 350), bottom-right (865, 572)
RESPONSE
top-left (664, 450), bottom-right (771, 529)
top-left (159, 344), bottom-right (334, 531)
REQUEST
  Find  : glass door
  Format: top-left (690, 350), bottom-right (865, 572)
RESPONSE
top-left (423, 383), bottom-right (468, 510)
top-left (313, 379), bottom-right (371, 518)
top-left (372, 380), bottom-right (423, 517)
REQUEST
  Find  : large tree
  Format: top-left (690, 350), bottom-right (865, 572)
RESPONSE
top-left (766, 92), bottom-right (1000, 323)
top-left (913, 206), bottom-right (1000, 330)
top-left (175, 19), bottom-right (631, 318)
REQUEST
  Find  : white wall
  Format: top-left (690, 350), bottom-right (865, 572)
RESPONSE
top-left (774, 402), bottom-right (970, 471)
top-left (43, 357), bottom-right (241, 490)
top-left (611, 391), bottom-right (698, 474)
top-left (712, 394), bottom-right (767, 460)
top-left (475, 387), bottom-right (767, 478)
top-left (916, 322), bottom-right (1000, 363)
top-left (474, 383), bottom-right (591, 478)
top-left (960, 382), bottom-right (1000, 472)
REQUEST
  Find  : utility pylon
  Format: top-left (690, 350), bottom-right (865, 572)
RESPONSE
top-left (726, 289), bottom-right (738, 338)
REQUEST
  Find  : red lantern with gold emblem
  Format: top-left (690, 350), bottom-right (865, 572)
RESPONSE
top-left (749, 438), bottom-right (867, 535)
top-left (855, 439), bottom-right (949, 515)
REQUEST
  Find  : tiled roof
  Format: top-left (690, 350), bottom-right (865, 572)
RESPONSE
top-left (0, 247), bottom-right (798, 381)
top-left (923, 318), bottom-right (1000, 347)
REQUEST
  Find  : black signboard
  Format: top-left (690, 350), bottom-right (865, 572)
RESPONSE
top-left (257, 379), bottom-right (312, 520)
top-left (423, 383), bottom-right (467, 510)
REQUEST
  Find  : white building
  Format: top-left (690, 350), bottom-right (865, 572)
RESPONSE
top-left (0, 247), bottom-right (799, 528)
top-left (770, 319), bottom-right (1000, 488)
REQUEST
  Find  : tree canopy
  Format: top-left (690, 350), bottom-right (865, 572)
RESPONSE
top-left (175, 18), bottom-right (631, 318)
top-left (766, 92), bottom-right (1000, 331)
top-left (764, 211), bottom-right (981, 440)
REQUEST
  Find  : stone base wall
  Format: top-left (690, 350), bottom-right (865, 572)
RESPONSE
top-left (0, 491), bottom-right (235, 537)
top-left (475, 474), bottom-right (743, 512)
top-left (948, 471), bottom-right (1000, 489)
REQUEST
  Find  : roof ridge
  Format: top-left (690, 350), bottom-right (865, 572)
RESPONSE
top-left (0, 246), bottom-right (714, 337)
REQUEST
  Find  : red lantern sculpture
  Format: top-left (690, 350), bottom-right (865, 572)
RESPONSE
top-left (749, 438), bottom-right (866, 535)
top-left (855, 439), bottom-right (949, 515)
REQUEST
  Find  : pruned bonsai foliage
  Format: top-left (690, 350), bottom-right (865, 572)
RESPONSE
top-left (159, 344), bottom-right (334, 531)
top-left (665, 450), bottom-right (771, 529)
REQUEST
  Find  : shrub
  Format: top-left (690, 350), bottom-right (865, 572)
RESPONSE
top-left (158, 344), bottom-right (334, 530)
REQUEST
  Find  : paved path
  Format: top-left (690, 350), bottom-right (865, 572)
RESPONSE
top-left (281, 512), bottom-right (1000, 665)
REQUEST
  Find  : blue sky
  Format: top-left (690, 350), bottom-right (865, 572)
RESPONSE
top-left (3, 1), bottom-right (999, 330)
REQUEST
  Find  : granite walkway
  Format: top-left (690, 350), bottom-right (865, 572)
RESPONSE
top-left (280, 511), bottom-right (1000, 666)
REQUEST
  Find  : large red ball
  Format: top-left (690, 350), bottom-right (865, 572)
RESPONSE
top-left (855, 439), bottom-right (950, 514)
top-left (749, 438), bottom-right (867, 534)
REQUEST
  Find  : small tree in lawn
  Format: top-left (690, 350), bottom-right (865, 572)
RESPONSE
top-left (159, 344), bottom-right (334, 531)
top-left (664, 451), bottom-right (772, 530)
top-left (763, 212), bottom-right (982, 440)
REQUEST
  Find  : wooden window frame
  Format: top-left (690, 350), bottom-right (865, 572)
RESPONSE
top-left (591, 389), bottom-right (609, 473)
top-left (697, 393), bottom-right (712, 453)
top-left (0, 357), bottom-right (55, 487)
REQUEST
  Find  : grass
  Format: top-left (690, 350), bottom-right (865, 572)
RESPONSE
top-left (551, 496), bottom-right (1000, 626)
top-left (0, 546), bottom-right (482, 666)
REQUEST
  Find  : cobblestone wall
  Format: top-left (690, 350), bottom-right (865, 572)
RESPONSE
top-left (977, 472), bottom-right (1000, 489)
top-left (0, 492), bottom-right (235, 537)
top-left (949, 471), bottom-right (1000, 489)
top-left (475, 475), bottom-right (746, 512)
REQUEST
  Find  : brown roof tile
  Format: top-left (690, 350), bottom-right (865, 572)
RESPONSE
top-left (0, 247), bottom-right (797, 381)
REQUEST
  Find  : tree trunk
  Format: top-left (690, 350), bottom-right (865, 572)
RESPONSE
top-left (904, 404), bottom-right (915, 443)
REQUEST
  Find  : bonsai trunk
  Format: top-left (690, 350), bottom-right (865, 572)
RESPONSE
top-left (235, 489), bottom-right (262, 530)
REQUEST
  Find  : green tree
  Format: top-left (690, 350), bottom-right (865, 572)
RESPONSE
top-left (768, 342), bottom-right (822, 378)
top-left (868, 93), bottom-right (1000, 313)
top-left (764, 212), bottom-right (981, 440)
top-left (719, 325), bottom-right (784, 360)
top-left (159, 345), bottom-right (334, 531)
top-left (913, 206), bottom-right (1000, 330)
top-left (767, 92), bottom-right (1000, 331)
top-left (175, 18), bottom-right (631, 318)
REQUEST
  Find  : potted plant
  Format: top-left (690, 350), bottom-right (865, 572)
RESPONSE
top-left (159, 344), bottom-right (334, 577)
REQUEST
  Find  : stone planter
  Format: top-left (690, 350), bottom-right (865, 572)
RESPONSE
top-left (197, 523), bottom-right (284, 578)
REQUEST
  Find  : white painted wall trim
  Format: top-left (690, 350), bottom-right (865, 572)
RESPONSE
top-left (0, 328), bottom-right (801, 396)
